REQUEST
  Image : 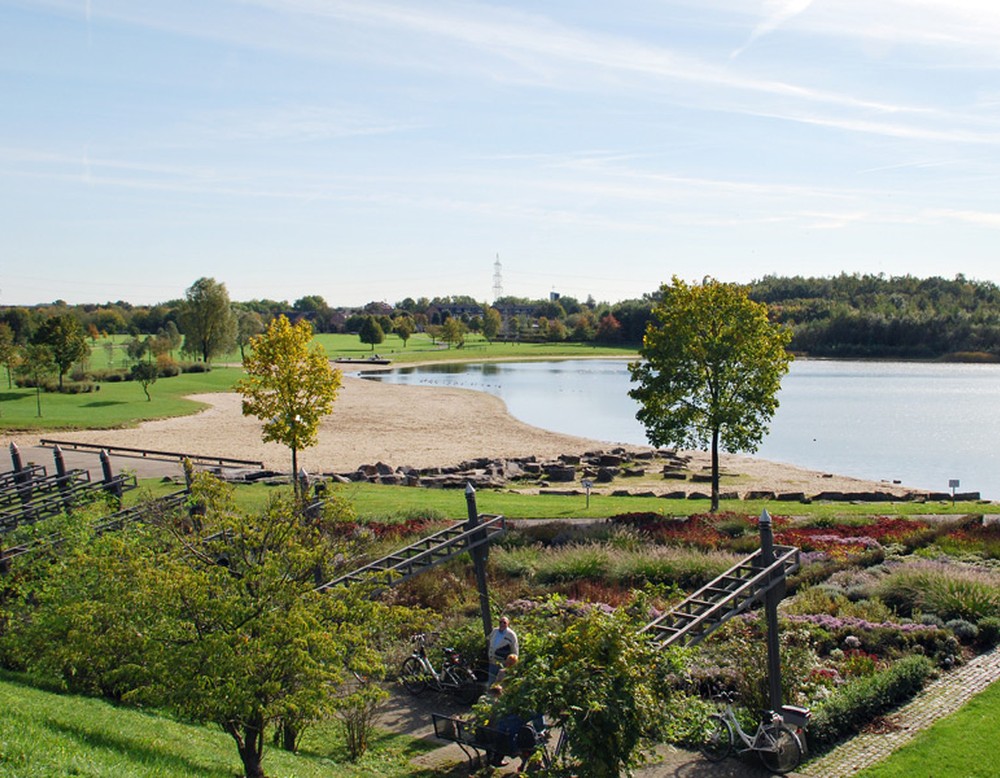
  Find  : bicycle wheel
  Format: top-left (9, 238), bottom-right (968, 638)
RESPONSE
top-left (399, 656), bottom-right (428, 695)
top-left (444, 666), bottom-right (480, 705)
top-left (757, 724), bottom-right (802, 775)
top-left (700, 715), bottom-right (733, 762)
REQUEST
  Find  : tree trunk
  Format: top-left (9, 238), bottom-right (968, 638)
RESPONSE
top-left (225, 719), bottom-right (267, 778)
top-left (710, 426), bottom-right (720, 513)
top-left (280, 719), bottom-right (298, 752)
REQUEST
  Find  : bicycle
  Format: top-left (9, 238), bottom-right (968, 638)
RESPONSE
top-left (699, 692), bottom-right (807, 775)
top-left (398, 633), bottom-right (481, 704)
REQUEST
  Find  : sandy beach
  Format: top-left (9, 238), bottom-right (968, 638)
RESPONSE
top-left (1, 375), bottom-right (923, 497)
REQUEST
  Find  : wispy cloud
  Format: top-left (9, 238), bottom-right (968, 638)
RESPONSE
top-left (732, 0), bottom-right (815, 58)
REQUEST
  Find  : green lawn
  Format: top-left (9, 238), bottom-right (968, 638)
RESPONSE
top-left (130, 479), bottom-right (984, 521)
top-left (854, 679), bottom-right (1000, 778)
top-left (0, 367), bottom-right (241, 431)
top-left (0, 672), bottom-right (437, 778)
top-left (312, 331), bottom-right (637, 365)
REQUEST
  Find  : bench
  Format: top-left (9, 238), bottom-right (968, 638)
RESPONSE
top-left (432, 712), bottom-right (550, 772)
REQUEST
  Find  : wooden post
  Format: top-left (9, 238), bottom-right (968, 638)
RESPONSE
top-left (10, 443), bottom-right (34, 517)
top-left (53, 445), bottom-right (73, 513)
top-left (465, 483), bottom-right (493, 638)
top-left (100, 449), bottom-right (123, 503)
top-left (759, 509), bottom-right (783, 712)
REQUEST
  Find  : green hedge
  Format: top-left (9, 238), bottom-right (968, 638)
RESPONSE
top-left (810, 655), bottom-right (934, 748)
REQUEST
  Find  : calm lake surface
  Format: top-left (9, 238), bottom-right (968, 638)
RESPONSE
top-left (362, 359), bottom-right (1000, 499)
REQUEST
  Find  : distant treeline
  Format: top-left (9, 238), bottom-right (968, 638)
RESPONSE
top-left (750, 273), bottom-right (1000, 360)
top-left (3, 273), bottom-right (1000, 361)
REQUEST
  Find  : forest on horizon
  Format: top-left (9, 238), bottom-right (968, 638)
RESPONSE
top-left (3, 272), bottom-right (1000, 361)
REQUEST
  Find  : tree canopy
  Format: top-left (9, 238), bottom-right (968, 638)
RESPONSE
top-left (236, 314), bottom-right (342, 486)
top-left (0, 476), bottom-right (400, 778)
top-left (357, 316), bottom-right (385, 351)
top-left (629, 277), bottom-right (792, 511)
top-left (497, 606), bottom-right (689, 777)
top-left (34, 313), bottom-right (88, 389)
top-left (178, 277), bottom-right (237, 363)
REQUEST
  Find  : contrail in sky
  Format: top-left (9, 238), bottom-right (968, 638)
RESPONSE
top-left (732, 0), bottom-right (815, 58)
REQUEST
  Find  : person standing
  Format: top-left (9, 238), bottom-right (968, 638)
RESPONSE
top-left (487, 616), bottom-right (518, 684)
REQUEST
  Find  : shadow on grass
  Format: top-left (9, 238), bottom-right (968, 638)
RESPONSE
top-left (40, 716), bottom-right (232, 777)
top-left (0, 392), bottom-right (27, 402)
top-left (81, 400), bottom-right (127, 408)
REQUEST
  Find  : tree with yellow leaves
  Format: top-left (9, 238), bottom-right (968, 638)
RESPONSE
top-left (236, 315), bottom-right (341, 493)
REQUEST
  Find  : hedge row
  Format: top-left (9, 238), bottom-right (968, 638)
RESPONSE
top-left (809, 654), bottom-right (935, 748)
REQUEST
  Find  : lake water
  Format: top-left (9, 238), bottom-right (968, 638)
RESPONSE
top-left (361, 359), bottom-right (1000, 499)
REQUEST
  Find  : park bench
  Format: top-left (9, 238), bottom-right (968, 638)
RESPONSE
top-left (431, 712), bottom-right (551, 773)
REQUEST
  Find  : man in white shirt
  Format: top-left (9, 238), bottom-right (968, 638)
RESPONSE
top-left (487, 616), bottom-right (519, 684)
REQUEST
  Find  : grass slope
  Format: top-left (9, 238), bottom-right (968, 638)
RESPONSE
top-left (0, 673), bottom-right (436, 777)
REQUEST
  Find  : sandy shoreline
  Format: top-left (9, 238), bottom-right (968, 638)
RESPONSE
top-left (1, 376), bottom-right (924, 497)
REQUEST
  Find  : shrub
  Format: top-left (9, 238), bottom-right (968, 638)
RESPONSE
top-left (181, 361), bottom-right (211, 373)
top-left (945, 618), bottom-right (979, 643)
top-left (810, 655), bottom-right (935, 749)
top-left (534, 546), bottom-right (610, 583)
top-left (609, 547), bottom-right (737, 589)
top-left (491, 546), bottom-right (543, 579)
top-left (58, 381), bottom-right (95, 394)
top-left (976, 616), bottom-right (1000, 649)
top-left (875, 561), bottom-right (1000, 622)
top-left (89, 368), bottom-right (129, 382)
top-left (156, 355), bottom-right (181, 378)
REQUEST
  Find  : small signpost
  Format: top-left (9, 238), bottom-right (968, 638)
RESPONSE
top-left (949, 478), bottom-right (960, 505)
top-left (581, 478), bottom-right (594, 509)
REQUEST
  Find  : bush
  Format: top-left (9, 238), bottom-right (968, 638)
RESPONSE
top-left (810, 655), bottom-right (934, 749)
top-left (877, 562), bottom-right (1000, 622)
top-left (180, 361), bottom-right (211, 373)
top-left (58, 381), bottom-right (96, 394)
top-left (87, 368), bottom-right (129, 382)
top-left (976, 616), bottom-right (1000, 648)
top-left (945, 618), bottom-right (979, 643)
top-left (156, 355), bottom-right (180, 378)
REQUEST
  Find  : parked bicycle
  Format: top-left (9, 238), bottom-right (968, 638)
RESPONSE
top-left (398, 633), bottom-right (482, 704)
top-left (700, 692), bottom-right (809, 774)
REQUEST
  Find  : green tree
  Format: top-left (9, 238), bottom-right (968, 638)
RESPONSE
top-left (0, 323), bottom-right (15, 389)
top-left (357, 316), bottom-right (385, 351)
top-left (629, 277), bottom-right (792, 511)
top-left (392, 315), bottom-right (415, 347)
top-left (441, 317), bottom-right (466, 349)
top-left (178, 277), bottom-right (238, 363)
top-left (34, 313), bottom-right (88, 390)
top-left (130, 360), bottom-right (158, 401)
top-left (235, 309), bottom-right (265, 360)
top-left (499, 607), bottom-right (688, 778)
top-left (1, 478), bottom-right (397, 778)
top-left (482, 306), bottom-right (502, 343)
top-left (15, 343), bottom-right (56, 416)
top-left (236, 315), bottom-right (342, 490)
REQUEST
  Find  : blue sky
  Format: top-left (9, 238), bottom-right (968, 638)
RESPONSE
top-left (2, 0), bottom-right (999, 307)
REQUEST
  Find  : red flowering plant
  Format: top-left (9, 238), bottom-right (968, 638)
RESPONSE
top-left (937, 520), bottom-right (1000, 560)
top-left (608, 511), bottom-right (792, 551)
top-left (776, 517), bottom-right (930, 560)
